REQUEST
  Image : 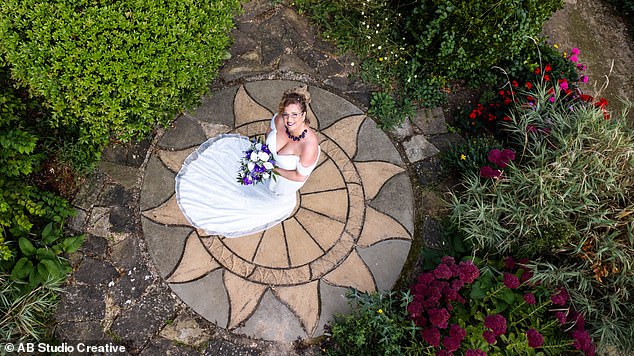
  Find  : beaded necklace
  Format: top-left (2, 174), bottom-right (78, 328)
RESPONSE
top-left (285, 126), bottom-right (307, 141)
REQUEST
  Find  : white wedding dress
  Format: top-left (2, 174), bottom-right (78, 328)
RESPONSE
top-left (175, 115), bottom-right (320, 238)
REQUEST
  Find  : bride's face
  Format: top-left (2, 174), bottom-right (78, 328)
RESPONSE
top-left (282, 103), bottom-right (306, 131)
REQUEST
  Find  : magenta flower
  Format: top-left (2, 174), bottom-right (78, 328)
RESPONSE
top-left (556, 311), bottom-right (568, 325)
top-left (503, 273), bottom-right (520, 289)
top-left (523, 293), bottom-right (536, 305)
top-left (559, 79), bottom-right (569, 91)
top-left (480, 166), bottom-right (502, 178)
top-left (503, 256), bottom-right (516, 269)
top-left (442, 336), bottom-right (462, 352)
top-left (549, 96), bottom-right (556, 103)
top-left (449, 324), bottom-right (466, 340)
top-left (458, 260), bottom-right (480, 283)
top-left (571, 47), bottom-right (580, 55)
top-left (421, 327), bottom-right (441, 347)
top-left (581, 75), bottom-right (589, 83)
top-left (520, 268), bottom-right (533, 283)
top-left (570, 54), bottom-right (579, 63)
top-left (551, 288), bottom-right (569, 306)
top-left (436, 350), bottom-right (452, 356)
top-left (526, 328), bottom-right (544, 348)
top-left (429, 308), bottom-right (451, 329)
top-left (434, 263), bottom-right (453, 280)
top-left (487, 148), bottom-right (515, 168)
top-left (572, 329), bottom-right (596, 356)
top-left (466, 350), bottom-right (487, 356)
top-left (484, 314), bottom-right (507, 336)
top-left (482, 330), bottom-right (497, 344)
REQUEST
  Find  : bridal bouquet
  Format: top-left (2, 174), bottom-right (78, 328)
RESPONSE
top-left (237, 137), bottom-right (277, 185)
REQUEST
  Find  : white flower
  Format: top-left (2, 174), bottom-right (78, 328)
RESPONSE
top-left (258, 151), bottom-right (270, 161)
top-left (247, 162), bottom-right (255, 172)
top-left (250, 151), bottom-right (258, 161)
top-left (263, 161), bottom-right (274, 170)
top-left (262, 173), bottom-right (270, 179)
top-left (255, 142), bottom-right (262, 150)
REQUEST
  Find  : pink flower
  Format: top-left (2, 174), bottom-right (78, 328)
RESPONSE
top-left (484, 314), bottom-right (507, 336)
top-left (526, 329), bottom-right (544, 348)
top-left (503, 273), bottom-right (520, 289)
top-left (436, 350), bottom-right (452, 356)
top-left (558, 79), bottom-right (569, 91)
top-left (549, 96), bottom-right (556, 103)
top-left (449, 324), bottom-right (466, 340)
top-left (458, 260), bottom-right (480, 283)
top-left (572, 329), bottom-right (596, 356)
top-left (442, 336), bottom-right (462, 352)
top-left (503, 256), bottom-right (516, 270)
top-left (487, 148), bottom-right (515, 168)
top-left (520, 269), bottom-right (533, 283)
top-left (421, 327), bottom-right (441, 347)
top-left (434, 263), bottom-right (453, 280)
top-left (466, 350), bottom-right (487, 356)
top-left (429, 308), bottom-right (451, 329)
top-left (570, 55), bottom-right (579, 63)
top-left (571, 47), bottom-right (580, 55)
top-left (581, 75), bottom-right (589, 83)
top-left (482, 330), bottom-right (497, 344)
top-left (551, 288), bottom-right (569, 306)
top-left (556, 311), bottom-right (568, 325)
top-left (523, 293), bottom-right (536, 305)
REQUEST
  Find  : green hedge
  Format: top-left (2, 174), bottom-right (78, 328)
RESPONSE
top-left (0, 0), bottom-right (241, 169)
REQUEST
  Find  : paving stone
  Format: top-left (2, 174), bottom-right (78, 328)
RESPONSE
top-left (169, 270), bottom-right (229, 328)
top-left (235, 289), bottom-right (305, 342)
top-left (414, 156), bottom-right (444, 187)
top-left (68, 208), bottom-right (88, 234)
top-left (296, 46), bottom-right (329, 69)
top-left (315, 281), bottom-right (353, 337)
top-left (189, 87), bottom-right (238, 126)
top-left (159, 312), bottom-right (211, 347)
top-left (73, 171), bottom-right (106, 211)
top-left (97, 161), bottom-right (139, 190)
top-left (140, 156), bottom-right (175, 211)
top-left (369, 172), bottom-right (414, 235)
top-left (79, 234), bottom-right (109, 256)
top-left (389, 118), bottom-right (414, 141)
top-left (141, 217), bottom-right (190, 278)
top-left (110, 287), bottom-right (178, 353)
top-left (237, 0), bottom-right (275, 23)
top-left (101, 139), bottom-right (151, 168)
top-left (317, 59), bottom-right (345, 78)
top-left (74, 256), bottom-right (120, 286)
top-left (141, 338), bottom-right (199, 356)
top-left (220, 60), bottom-right (272, 82)
top-left (355, 118), bottom-right (403, 165)
top-left (412, 107), bottom-right (447, 135)
top-left (310, 86), bottom-right (363, 129)
top-left (98, 184), bottom-right (134, 207)
top-left (54, 320), bottom-right (108, 342)
top-left (323, 76), bottom-right (350, 93)
top-left (109, 205), bottom-right (136, 233)
top-left (230, 29), bottom-right (260, 58)
top-left (86, 207), bottom-right (112, 239)
top-left (110, 235), bottom-right (143, 271)
top-left (204, 340), bottom-right (260, 356)
top-left (428, 132), bottom-right (466, 153)
top-left (279, 6), bottom-right (315, 45)
top-left (244, 80), bottom-right (305, 114)
top-left (421, 216), bottom-right (444, 250)
top-left (159, 115), bottom-right (207, 150)
top-left (358, 240), bottom-right (411, 292)
top-left (111, 263), bottom-right (154, 306)
top-left (279, 53), bottom-right (315, 75)
top-left (403, 134), bottom-right (440, 163)
top-left (55, 284), bottom-right (106, 321)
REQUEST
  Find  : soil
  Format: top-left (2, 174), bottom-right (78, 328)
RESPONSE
top-left (542, 0), bottom-right (634, 125)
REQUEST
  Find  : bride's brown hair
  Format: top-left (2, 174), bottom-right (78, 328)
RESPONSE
top-left (278, 85), bottom-right (311, 124)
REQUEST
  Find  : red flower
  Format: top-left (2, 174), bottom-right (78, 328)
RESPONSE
top-left (544, 74), bottom-right (550, 82)
top-left (527, 329), bottom-right (544, 348)
top-left (534, 67), bottom-right (541, 75)
top-left (544, 64), bottom-right (552, 72)
top-left (525, 81), bottom-right (533, 89)
top-left (512, 80), bottom-right (519, 87)
top-left (595, 97), bottom-right (608, 109)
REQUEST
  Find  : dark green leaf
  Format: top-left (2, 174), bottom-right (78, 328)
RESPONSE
top-left (18, 237), bottom-right (36, 256)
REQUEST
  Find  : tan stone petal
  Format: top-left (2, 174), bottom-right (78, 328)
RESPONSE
top-left (198, 122), bottom-right (232, 139)
top-left (224, 272), bottom-right (268, 328)
top-left (234, 85), bottom-right (273, 127)
top-left (273, 281), bottom-right (320, 335)
top-left (318, 140), bottom-right (361, 184)
top-left (309, 231), bottom-right (355, 279)
top-left (233, 120), bottom-right (270, 138)
top-left (222, 231), bottom-right (264, 263)
top-left (306, 105), bottom-right (320, 130)
top-left (357, 206), bottom-right (411, 247)
top-left (141, 194), bottom-right (190, 226)
top-left (323, 250), bottom-right (376, 293)
top-left (247, 264), bottom-right (311, 286)
top-left (295, 208), bottom-right (344, 251)
top-left (203, 236), bottom-right (254, 278)
top-left (322, 115), bottom-right (365, 158)
top-left (301, 189), bottom-right (348, 222)
top-left (253, 224), bottom-right (289, 268)
top-left (158, 147), bottom-right (196, 173)
top-left (300, 158), bottom-right (345, 194)
top-left (356, 161), bottom-right (404, 199)
top-left (284, 218), bottom-right (323, 266)
top-left (167, 232), bottom-right (221, 283)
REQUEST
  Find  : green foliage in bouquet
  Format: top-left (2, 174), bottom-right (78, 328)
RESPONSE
top-left (0, 0), bottom-right (241, 170)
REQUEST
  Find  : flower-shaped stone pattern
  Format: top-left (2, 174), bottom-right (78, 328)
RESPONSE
top-left (140, 80), bottom-right (413, 341)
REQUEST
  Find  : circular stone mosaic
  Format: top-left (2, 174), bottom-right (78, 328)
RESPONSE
top-left (139, 80), bottom-right (414, 341)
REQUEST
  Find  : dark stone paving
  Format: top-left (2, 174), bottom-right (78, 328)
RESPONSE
top-left (53, 1), bottom-right (455, 354)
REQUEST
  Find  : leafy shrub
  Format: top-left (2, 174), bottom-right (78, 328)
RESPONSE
top-left (0, 274), bottom-right (62, 341)
top-left (403, 0), bottom-right (563, 82)
top-left (440, 135), bottom-right (501, 178)
top-left (0, 0), bottom-right (241, 169)
top-left (323, 289), bottom-right (422, 355)
top-left (450, 79), bottom-right (634, 353)
top-left (367, 92), bottom-right (414, 130)
top-left (408, 256), bottom-right (594, 355)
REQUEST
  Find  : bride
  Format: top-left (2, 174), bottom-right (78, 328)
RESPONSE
top-left (175, 86), bottom-right (321, 238)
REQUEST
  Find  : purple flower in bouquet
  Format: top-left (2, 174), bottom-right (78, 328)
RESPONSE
top-left (526, 328), bottom-right (544, 348)
top-left (484, 314), bottom-right (507, 336)
top-left (237, 138), bottom-right (277, 186)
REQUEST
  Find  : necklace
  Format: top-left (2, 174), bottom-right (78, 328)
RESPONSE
top-left (285, 126), bottom-right (307, 141)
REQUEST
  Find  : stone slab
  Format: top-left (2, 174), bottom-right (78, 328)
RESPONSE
top-left (140, 157), bottom-right (175, 211)
top-left (279, 53), bottom-right (315, 75)
top-left (389, 118), bottom-right (414, 141)
top-left (355, 118), bottom-right (403, 165)
top-left (159, 312), bottom-right (211, 347)
top-left (159, 115), bottom-right (207, 150)
top-left (357, 240), bottom-right (411, 292)
top-left (403, 134), bottom-right (440, 163)
top-left (55, 284), bottom-right (106, 321)
top-left (204, 340), bottom-right (260, 356)
top-left (309, 86), bottom-right (363, 129)
top-left (169, 270), bottom-right (229, 329)
top-left (74, 256), bottom-right (119, 286)
top-left (428, 132), bottom-right (466, 153)
top-left (244, 80), bottom-right (305, 114)
top-left (315, 281), bottom-right (353, 336)
top-left (412, 107), bottom-right (447, 135)
top-left (141, 217), bottom-right (190, 278)
top-left (100, 139), bottom-right (151, 168)
top-left (189, 86), bottom-right (238, 126)
top-left (140, 338), bottom-right (199, 356)
top-left (369, 172), bottom-right (414, 235)
top-left (97, 161), bottom-right (139, 190)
